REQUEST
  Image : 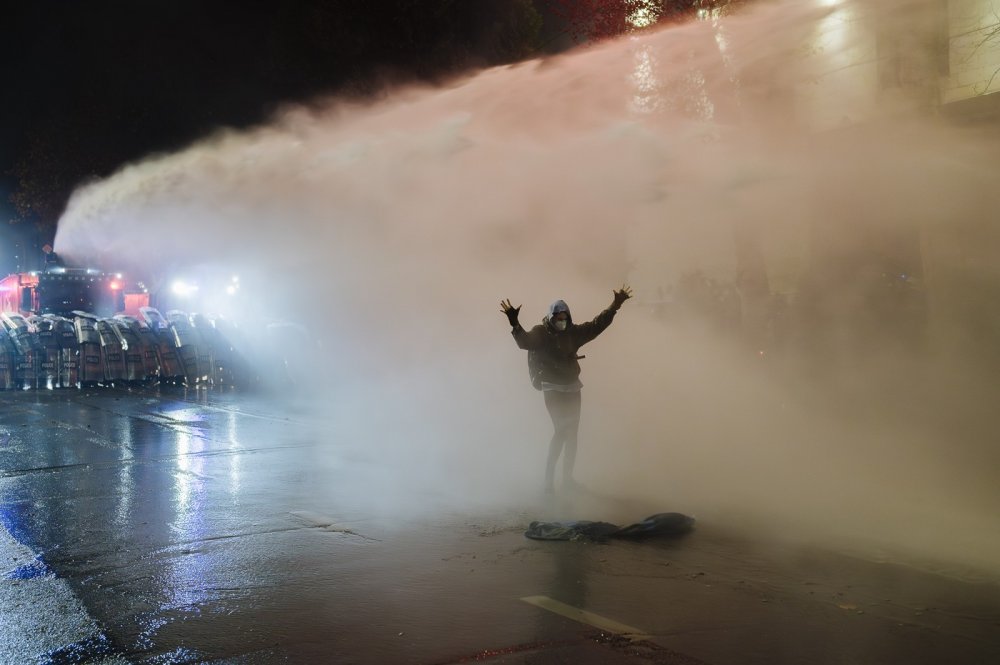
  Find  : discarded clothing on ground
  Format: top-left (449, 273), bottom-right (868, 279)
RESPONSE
top-left (525, 520), bottom-right (622, 542)
top-left (525, 512), bottom-right (695, 542)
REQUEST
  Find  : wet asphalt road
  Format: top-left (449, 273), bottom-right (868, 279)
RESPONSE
top-left (2, 387), bottom-right (1000, 664)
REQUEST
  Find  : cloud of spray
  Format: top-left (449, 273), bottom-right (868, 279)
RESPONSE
top-left (56, 0), bottom-right (1000, 576)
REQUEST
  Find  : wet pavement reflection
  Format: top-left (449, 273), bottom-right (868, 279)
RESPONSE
top-left (2, 387), bottom-right (999, 664)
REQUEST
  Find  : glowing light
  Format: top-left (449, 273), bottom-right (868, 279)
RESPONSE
top-left (810, 0), bottom-right (855, 65)
top-left (171, 280), bottom-right (199, 297)
top-left (628, 9), bottom-right (656, 28)
top-left (109, 280), bottom-right (122, 290)
top-left (627, 0), bottom-right (659, 28)
top-left (225, 285), bottom-right (237, 296)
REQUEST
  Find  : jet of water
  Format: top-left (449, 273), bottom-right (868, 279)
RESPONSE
top-left (55, 0), bottom-right (1000, 579)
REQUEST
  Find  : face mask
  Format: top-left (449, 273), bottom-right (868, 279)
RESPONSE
top-left (553, 319), bottom-right (567, 331)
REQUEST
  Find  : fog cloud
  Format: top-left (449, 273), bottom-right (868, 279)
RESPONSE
top-left (56, 0), bottom-right (1000, 578)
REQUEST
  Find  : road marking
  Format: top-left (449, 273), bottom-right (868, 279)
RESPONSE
top-left (520, 595), bottom-right (649, 641)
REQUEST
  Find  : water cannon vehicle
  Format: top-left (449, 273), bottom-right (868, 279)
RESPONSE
top-left (0, 267), bottom-right (148, 318)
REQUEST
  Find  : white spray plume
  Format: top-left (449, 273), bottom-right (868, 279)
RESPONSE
top-left (56, 0), bottom-right (1000, 578)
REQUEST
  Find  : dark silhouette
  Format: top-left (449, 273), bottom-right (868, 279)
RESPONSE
top-left (501, 285), bottom-right (631, 493)
top-left (41, 244), bottom-right (63, 269)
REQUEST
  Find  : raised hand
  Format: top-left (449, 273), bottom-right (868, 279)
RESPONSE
top-left (612, 284), bottom-right (633, 309)
top-left (500, 298), bottom-right (521, 327)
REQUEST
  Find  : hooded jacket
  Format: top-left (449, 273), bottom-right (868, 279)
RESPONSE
top-left (511, 299), bottom-right (619, 387)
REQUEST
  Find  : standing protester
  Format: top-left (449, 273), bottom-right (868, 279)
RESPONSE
top-left (501, 286), bottom-right (632, 493)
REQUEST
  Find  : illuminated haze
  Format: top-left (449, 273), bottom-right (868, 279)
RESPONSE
top-left (56, 1), bottom-right (1000, 577)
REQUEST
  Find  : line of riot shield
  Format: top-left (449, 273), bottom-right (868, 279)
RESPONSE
top-left (204, 315), bottom-right (251, 388)
top-left (73, 312), bottom-right (104, 387)
top-left (109, 318), bottom-right (147, 384)
top-left (0, 327), bottom-right (16, 390)
top-left (96, 319), bottom-right (127, 385)
top-left (2, 313), bottom-right (39, 390)
top-left (139, 307), bottom-right (185, 384)
top-left (29, 315), bottom-right (60, 390)
top-left (190, 313), bottom-right (226, 386)
top-left (0, 305), bottom-right (268, 391)
top-left (114, 315), bottom-right (161, 383)
top-left (52, 316), bottom-right (79, 388)
top-left (166, 310), bottom-right (205, 386)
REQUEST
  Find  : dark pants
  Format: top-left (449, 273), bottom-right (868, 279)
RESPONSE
top-left (543, 389), bottom-right (581, 489)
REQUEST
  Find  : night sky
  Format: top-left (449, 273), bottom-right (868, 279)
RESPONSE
top-left (1, 0), bottom-right (575, 272)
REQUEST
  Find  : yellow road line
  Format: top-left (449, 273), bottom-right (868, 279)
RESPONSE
top-left (521, 595), bottom-right (649, 641)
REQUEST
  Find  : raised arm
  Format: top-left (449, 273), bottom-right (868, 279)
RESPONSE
top-left (574, 285), bottom-right (632, 346)
top-left (501, 298), bottom-right (545, 350)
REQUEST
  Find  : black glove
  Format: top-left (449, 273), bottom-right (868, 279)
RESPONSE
top-left (500, 299), bottom-right (521, 327)
top-left (612, 284), bottom-right (633, 310)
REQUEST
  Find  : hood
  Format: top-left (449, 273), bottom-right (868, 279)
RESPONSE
top-left (545, 299), bottom-right (572, 327)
